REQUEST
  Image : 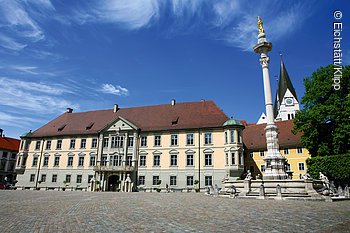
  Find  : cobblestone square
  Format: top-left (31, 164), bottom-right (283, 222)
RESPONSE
top-left (0, 190), bottom-right (349, 233)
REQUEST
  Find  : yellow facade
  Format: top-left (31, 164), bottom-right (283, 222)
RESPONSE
top-left (245, 147), bottom-right (310, 180)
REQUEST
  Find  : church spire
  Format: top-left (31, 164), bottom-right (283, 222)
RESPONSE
top-left (274, 55), bottom-right (299, 120)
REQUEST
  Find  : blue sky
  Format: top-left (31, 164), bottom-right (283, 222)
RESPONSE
top-left (0, 0), bottom-right (349, 138)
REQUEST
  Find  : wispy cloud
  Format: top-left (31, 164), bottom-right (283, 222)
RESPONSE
top-left (0, 34), bottom-right (27, 51)
top-left (100, 83), bottom-right (129, 96)
top-left (11, 65), bottom-right (38, 74)
top-left (0, 77), bottom-right (79, 114)
top-left (0, 111), bottom-right (43, 128)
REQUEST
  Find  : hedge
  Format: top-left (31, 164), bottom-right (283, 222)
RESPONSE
top-left (306, 154), bottom-right (350, 182)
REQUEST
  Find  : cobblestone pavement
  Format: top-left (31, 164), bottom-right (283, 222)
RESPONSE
top-left (0, 191), bottom-right (349, 233)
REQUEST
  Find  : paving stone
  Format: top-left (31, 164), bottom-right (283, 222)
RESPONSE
top-left (0, 190), bottom-right (349, 232)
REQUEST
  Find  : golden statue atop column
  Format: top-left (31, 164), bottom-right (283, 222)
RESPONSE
top-left (257, 16), bottom-right (265, 34)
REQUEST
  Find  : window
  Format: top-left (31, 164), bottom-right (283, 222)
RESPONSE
top-left (260, 150), bottom-right (265, 157)
top-left (126, 156), bottom-right (132, 166)
top-left (187, 154), bottom-right (194, 166)
top-left (153, 155), bottom-right (160, 166)
top-left (2, 152), bottom-right (7, 158)
top-left (153, 176), bottom-right (160, 185)
top-left (35, 141), bottom-right (41, 150)
top-left (43, 156), bottom-right (49, 166)
top-left (102, 156), bottom-right (107, 166)
top-left (91, 138), bottom-right (97, 148)
top-left (230, 130), bottom-right (235, 143)
top-left (141, 136), bottom-right (147, 147)
top-left (170, 176), bottom-right (177, 186)
top-left (205, 176), bottom-right (212, 186)
top-left (67, 156), bottom-right (73, 167)
top-left (20, 141), bottom-right (24, 150)
top-left (237, 131), bottom-right (242, 143)
top-left (17, 157), bottom-right (21, 166)
top-left (24, 140), bottom-right (30, 150)
top-left (88, 175), bottom-right (93, 183)
top-left (32, 157), bottom-right (38, 167)
top-left (187, 176), bottom-right (194, 186)
top-left (30, 174), bottom-right (35, 182)
top-left (11, 153), bottom-right (16, 159)
top-left (139, 176), bottom-right (145, 185)
top-left (297, 147), bottom-right (303, 154)
top-left (76, 175), bottom-right (82, 183)
top-left (54, 156), bottom-right (60, 166)
top-left (224, 132), bottom-right (228, 144)
top-left (52, 174), bottom-right (57, 183)
top-left (298, 163), bottom-right (305, 171)
top-left (186, 133), bottom-right (194, 145)
top-left (154, 135), bottom-right (161, 146)
top-left (41, 174), bottom-right (46, 183)
top-left (80, 139), bottom-right (86, 149)
top-left (238, 152), bottom-right (243, 165)
top-left (56, 140), bottom-right (62, 149)
top-left (70, 139), bottom-right (76, 149)
top-left (205, 154), bottom-right (212, 166)
top-left (250, 152), bottom-right (254, 158)
top-left (231, 153), bottom-right (236, 165)
top-left (128, 136), bottom-right (134, 147)
top-left (261, 165), bottom-right (266, 172)
top-left (111, 136), bottom-right (124, 148)
top-left (139, 155), bottom-right (146, 166)
top-left (65, 174), bottom-right (71, 183)
top-left (89, 156), bottom-right (96, 167)
top-left (284, 148), bottom-right (289, 155)
top-left (170, 154), bottom-right (177, 166)
top-left (204, 133), bottom-right (212, 145)
top-left (171, 134), bottom-right (178, 146)
top-left (225, 153), bottom-right (229, 165)
top-left (285, 164), bottom-right (291, 171)
top-left (78, 157), bottom-right (84, 167)
top-left (103, 138), bottom-right (109, 148)
top-left (46, 140), bottom-right (51, 150)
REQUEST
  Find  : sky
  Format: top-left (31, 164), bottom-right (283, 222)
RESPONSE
top-left (0, 0), bottom-right (349, 139)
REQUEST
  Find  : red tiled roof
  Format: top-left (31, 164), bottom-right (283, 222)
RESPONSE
top-left (0, 137), bottom-right (20, 151)
top-left (30, 100), bottom-right (230, 137)
top-left (243, 120), bottom-right (302, 150)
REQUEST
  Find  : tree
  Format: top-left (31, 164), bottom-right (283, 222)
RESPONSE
top-left (293, 65), bottom-right (350, 156)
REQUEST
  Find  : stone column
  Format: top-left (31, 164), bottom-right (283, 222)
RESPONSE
top-left (253, 17), bottom-right (287, 180)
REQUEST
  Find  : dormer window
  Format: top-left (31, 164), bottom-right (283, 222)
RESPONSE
top-left (58, 124), bottom-right (66, 132)
top-left (86, 122), bottom-right (94, 130)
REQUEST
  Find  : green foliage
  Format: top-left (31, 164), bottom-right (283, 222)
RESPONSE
top-left (293, 65), bottom-right (350, 156)
top-left (306, 154), bottom-right (350, 182)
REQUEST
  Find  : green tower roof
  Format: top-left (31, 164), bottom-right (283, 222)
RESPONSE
top-left (223, 119), bottom-right (244, 127)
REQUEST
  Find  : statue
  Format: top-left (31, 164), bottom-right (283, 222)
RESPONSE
top-left (319, 172), bottom-right (330, 190)
top-left (302, 169), bottom-right (312, 180)
top-left (257, 16), bottom-right (265, 34)
top-left (245, 170), bottom-right (252, 180)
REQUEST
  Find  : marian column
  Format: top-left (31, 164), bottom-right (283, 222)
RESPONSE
top-left (253, 17), bottom-right (287, 180)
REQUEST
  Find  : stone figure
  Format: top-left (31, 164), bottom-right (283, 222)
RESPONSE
top-left (245, 170), bottom-right (252, 180)
top-left (302, 170), bottom-right (311, 180)
top-left (319, 172), bottom-right (330, 190)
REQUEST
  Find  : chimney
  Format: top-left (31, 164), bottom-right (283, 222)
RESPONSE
top-left (66, 108), bottom-right (73, 113)
top-left (0, 129), bottom-right (3, 137)
top-left (171, 99), bottom-right (176, 106)
top-left (114, 104), bottom-right (119, 113)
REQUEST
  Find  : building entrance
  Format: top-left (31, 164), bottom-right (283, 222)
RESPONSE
top-left (108, 175), bottom-right (120, 192)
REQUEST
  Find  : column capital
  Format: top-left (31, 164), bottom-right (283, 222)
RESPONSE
top-left (259, 56), bottom-right (270, 68)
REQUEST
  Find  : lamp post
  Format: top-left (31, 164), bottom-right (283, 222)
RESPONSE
top-left (253, 16), bottom-right (287, 180)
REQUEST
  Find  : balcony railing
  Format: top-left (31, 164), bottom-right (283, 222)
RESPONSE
top-left (93, 165), bottom-right (135, 172)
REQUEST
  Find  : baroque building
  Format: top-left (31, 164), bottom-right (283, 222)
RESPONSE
top-left (16, 100), bottom-right (245, 192)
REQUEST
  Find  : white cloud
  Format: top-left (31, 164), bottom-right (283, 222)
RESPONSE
top-left (0, 77), bottom-right (79, 114)
top-left (92, 0), bottom-right (161, 29)
top-left (0, 0), bottom-right (44, 41)
top-left (101, 83), bottom-right (129, 96)
top-left (0, 34), bottom-right (27, 51)
top-left (11, 66), bottom-right (38, 74)
top-left (0, 111), bottom-right (42, 128)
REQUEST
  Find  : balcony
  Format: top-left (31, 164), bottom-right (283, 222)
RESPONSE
top-left (93, 165), bottom-right (135, 172)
